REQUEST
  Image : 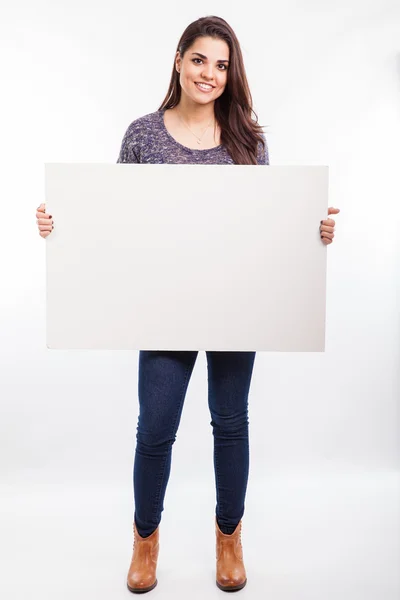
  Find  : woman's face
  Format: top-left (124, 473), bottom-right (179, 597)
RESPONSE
top-left (175, 36), bottom-right (230, 106)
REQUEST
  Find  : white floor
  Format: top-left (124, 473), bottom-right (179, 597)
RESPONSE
top-left (1, 471), bottom-right (399, 600)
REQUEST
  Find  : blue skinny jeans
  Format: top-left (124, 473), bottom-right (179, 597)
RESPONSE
top-left (133, 350), bottom-right (256, 537)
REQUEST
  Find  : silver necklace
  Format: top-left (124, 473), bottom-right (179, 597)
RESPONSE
top-left (177, 111), bottom-right (215, 145)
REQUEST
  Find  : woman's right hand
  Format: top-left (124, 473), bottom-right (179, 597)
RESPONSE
top-left (36, 203), bottom-right (54, 238)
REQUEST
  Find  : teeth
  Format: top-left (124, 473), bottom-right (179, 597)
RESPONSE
top-left (197, 83), bottom-right (212, 90)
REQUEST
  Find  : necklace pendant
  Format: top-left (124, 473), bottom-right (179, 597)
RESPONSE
top-left (197, 139), bottom-right (201, 145)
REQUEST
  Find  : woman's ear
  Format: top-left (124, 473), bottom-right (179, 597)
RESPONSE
top-left (175, 51), bottom-right (181, 73)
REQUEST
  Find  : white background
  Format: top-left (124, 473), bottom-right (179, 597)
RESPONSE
top-left (1, 1), bottom-right (400, 599)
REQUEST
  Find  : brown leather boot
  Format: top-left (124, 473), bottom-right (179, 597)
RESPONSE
top-left (127, 521), bottom-right (159, 594)
top-left (215, 517), bottom-right (247, 592)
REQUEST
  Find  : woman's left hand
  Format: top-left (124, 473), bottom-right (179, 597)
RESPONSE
top-left (320, 207), bottom-right (340, 245)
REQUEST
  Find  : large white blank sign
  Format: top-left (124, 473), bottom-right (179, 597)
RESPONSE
top-left (45, 164), bottom-right (328, 351)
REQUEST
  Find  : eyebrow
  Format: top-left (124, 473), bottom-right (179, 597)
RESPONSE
top-left (191, 52), bottom-right (229, 63)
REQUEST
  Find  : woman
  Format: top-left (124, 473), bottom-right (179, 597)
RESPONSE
top-left (36, 15), bottom-right (339, 594)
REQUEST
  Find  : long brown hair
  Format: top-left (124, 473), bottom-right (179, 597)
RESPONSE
top-left (158, 16), bottom-right (266, 165)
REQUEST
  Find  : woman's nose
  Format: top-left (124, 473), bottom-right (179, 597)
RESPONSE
top-left (202, 65), bottom-right (215, 80)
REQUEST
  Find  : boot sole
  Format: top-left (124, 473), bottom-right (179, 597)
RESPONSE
top-left (216, 578), bottom-right (247, 592)
top-left (127, 579), bottom-right (158, 594)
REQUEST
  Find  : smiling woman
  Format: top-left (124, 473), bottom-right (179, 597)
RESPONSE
top-left (117, 17), bottom-right (268, 164)
top-left (34, 12), bottom-right (339, 597)
top-left (158, 19), bottom-right (267, 163)
top-left (116, 15), bottom-right (270, 597)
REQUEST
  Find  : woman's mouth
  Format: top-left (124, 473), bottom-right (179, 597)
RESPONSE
top-left (195, 82), bottom-right (215, 93)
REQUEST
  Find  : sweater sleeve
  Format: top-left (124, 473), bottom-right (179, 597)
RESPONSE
top-left (256, 133), bottom-right (269, 165)
top-left (116, 120), bottom-right (142, 163)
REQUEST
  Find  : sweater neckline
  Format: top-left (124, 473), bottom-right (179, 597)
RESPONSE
top-left (158, 109), bottom-right (223, 153)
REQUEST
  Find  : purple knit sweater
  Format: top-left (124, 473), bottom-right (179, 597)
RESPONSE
top-left (117, 109), bottom-right (269, 165)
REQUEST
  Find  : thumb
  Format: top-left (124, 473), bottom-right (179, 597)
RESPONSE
top-left (328, 207), bottom-right (340, 215)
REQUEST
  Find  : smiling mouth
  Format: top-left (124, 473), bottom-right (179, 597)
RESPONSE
top-left (195, 82), bottom-right (215, 91)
